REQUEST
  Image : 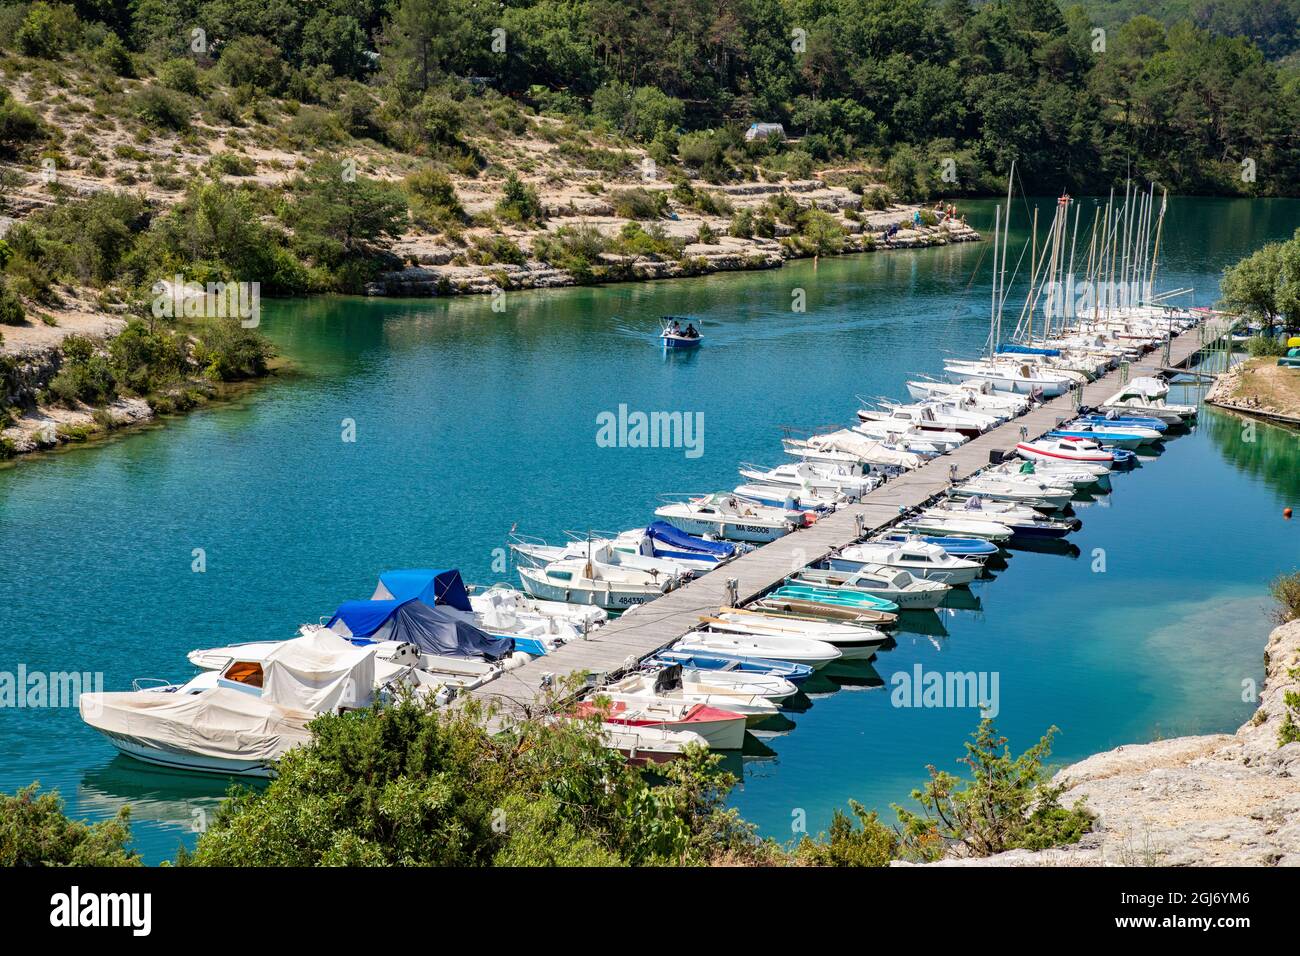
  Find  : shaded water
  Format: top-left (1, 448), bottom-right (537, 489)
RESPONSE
top-left (1, 197), bottom-right (1297, 861)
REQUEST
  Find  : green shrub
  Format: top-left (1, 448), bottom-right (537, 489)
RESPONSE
top-left (1272, 570), bottom-right (1300, 623)
top-left (467, 234), bottom-right (526, 266)
top-left (799, 208), bottom-right (844, 256)
top-left (592, 82), bottom-right (684, 142)
top-left (94, 32), bottom-right (134, 78)
top-left (405, 167), bottom-right (465, 228)
top-left (158, 58), bottom-right (202, 96)
top-left (0, 277), bottom-right (23, 325)
top-left (49, 335), bottom-right (117, 406)
top-left (183, 695), bottom-right (763, 867)
top-left (218, 36), bottom-right (285, 93)
top-left (16, 2), bottom-right (80, 59)
top-left (1246, 334), bottom-right (1288, 357)
top-left (336, 89), bottom-right (381, 139)
top-left (207, 152), bottom-right (256, 177)
top-left (0, 89), bottom-right (45, 157)
top-left (132, 85), bottom-right (192, 131)
top-left (611, 221), bottom-right (682, 258)
top-left (286, 107), bottom-right (343, 147)
top-left (729, 207), bottom-right (755, 238)
top-left (0, 784), bottom-right (140, 866)
top-left (412, 89), bottom-right (463, 148)
top-left (531, 224), bottom-right (609, 280)
top-left (610, 187), bottom-right (667, 220)
top-left (796, 801), bottom-right (899, 867)
top-left (192, 318), bottom-right (275, 381)
top-left (496, 172), bottom-right (543, 225)
top-left (895, 720), bottom-right (1093, 860)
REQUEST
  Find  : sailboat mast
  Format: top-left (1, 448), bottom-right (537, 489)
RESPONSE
top-left (996, 160), bottom-right (1014, 349)
top-left (1148, 188), bottom-right (1168, 298)
top-left (1066, 199), bottom-right (1080, 329)
top-left (989, 204), bottom-right (1001, 357)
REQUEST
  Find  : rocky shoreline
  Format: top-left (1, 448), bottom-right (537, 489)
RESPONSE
top-left (1206, 357), bottom-right (1300, 427)
top-left (368, 201), bottom-right (980, 297)
top-left (909, 620), bottom-right (1300, 866)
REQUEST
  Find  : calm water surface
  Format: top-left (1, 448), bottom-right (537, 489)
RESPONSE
top-left (1, 197), bottom-right (1297, 861)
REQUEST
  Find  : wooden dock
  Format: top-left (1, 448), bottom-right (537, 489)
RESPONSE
top-left (471, 321), bottom-right (1226, 718)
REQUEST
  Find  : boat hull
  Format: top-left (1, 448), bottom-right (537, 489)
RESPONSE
top-left (656, 512), bottom-right (790, 543)
top-left (95, 729), bottom-right (275, 777)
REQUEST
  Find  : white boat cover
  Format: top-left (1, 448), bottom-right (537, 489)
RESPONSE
top-left (79, 687), bottom-right (314, 765)
top-left (1108, 375), bottom-right (1169, 402)
top-left (805, 430), bottom-right (922, 470)
top-left (261, 630), bottom-right (377, 712)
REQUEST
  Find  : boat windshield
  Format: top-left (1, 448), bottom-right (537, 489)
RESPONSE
top-left (222, 660), bottom-right (264, 688)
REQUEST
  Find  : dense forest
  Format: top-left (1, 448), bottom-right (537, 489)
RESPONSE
top-left (8, 0), bottom-right (1300, 197)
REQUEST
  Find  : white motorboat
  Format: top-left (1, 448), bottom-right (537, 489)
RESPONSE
top-left (674, 631), bottom-right (843, 668)
top-left (988, 459), bottom-right (1110, 488)
top-left (600, 672), bottom-right (779, 726)
top-left (949, 475), bottom-right (1074, 511)
top-left (83, 632), bottom-right (403, 776)
top-left (510, 536), bottom-right (694, 581)
top-left (832, 540), bottom-right (981, 586)
top-left (791, 565), bottom-right (950, 610)
top-left (782, 430), bottom-right (923, 471)
top-left (664, 666), bottom-right (798, 702)
top-left (597, 722), bottom-right (708, 763)
top-left (738, 460), bottom-right (882, 499)
top-left (857, 403), bottom-right (989, 438)
top-left (654, 493), bottom-right (808, 543)
top-left (898, 514), bottom-right (1014, 541)
top-left (470, 582), bottom-right (608, 631)
top-left (701, 610), bottom-right (888, 659)
top-left (852, 419), bottom-right (966, 452)
top-left (926, 496), bottom-right (1063, 525)
top-left (732, 482), bottom-right (847, 511)
top-left (1099, 376), bottom-right (1196, 423)
top-left (906, 379), bottom-right (1031, 415)
top-left (573, 697), bottom-right (747, 750)
top-left (1016, 436), bottom-right (1115, 466)
top-left (518, 557), bottom-right (677, 610)
top-left (942, 359), bottom-right (1075, 397)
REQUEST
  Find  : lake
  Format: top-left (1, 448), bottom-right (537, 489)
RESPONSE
top-left (1, 196), bottom-right (1297, 861)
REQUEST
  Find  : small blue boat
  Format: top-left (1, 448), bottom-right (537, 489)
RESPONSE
top-left (877, 532), bottom-right (1000, 561)
top-left (661, 316), bottom-right (702, 350)
top-left (649, 649), bottom-right (813, 685)
top-left (1077, 413), bottom-right (1167, 432)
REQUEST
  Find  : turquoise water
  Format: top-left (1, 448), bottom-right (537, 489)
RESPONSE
top-left (1, 197), bottom-right (1297, 862)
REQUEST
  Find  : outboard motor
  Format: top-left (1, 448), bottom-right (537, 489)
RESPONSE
top-left (653, 663), bottom-right (683, 695)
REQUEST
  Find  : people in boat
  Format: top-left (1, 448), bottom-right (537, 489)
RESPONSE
top-left (684, 323), bottom-right (698, 338)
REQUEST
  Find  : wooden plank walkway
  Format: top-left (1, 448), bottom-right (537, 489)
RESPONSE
top-left (471, 320), bottom-right (1225, 718)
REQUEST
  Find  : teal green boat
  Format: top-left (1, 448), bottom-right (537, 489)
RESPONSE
top-left (772, 583), bottom-right (900, 613)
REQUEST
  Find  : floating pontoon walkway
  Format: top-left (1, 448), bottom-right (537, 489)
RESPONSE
top-left (471, 320), bottom-right (1229, 718)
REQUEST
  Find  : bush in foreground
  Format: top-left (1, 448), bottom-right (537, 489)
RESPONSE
top-left (0, 784), bottom-right (139, 866)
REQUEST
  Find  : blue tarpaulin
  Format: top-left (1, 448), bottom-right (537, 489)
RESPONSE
top-left (327, 598), bottom-right (512, 660)
top-left (645, 521), bottom-right (735, 560)
top-left (996, 344), bottom-right (1061, 357)
top-left (371, 569), bottom-right (472, 612)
